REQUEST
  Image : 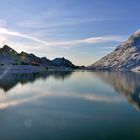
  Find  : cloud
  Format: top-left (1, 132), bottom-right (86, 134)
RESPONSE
top-left (16, 8), bottom-right (112, 29)
top-left (53, 35), bottom-right (125, 46)
top-left (0, 27), bottom-right (126, 48)
top-left (80, 36), bottom-right (125, 43)
top-left (16, 7), bottom-right (121, 30)
top-left (18, 18), bottom-right (112, 29)
top-left (0, 28), bottom-right (51, 46)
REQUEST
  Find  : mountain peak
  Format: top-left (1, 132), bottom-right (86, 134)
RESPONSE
top-left (20, 51), bottom-right (28, 56)
top-left (3, 45), bottom-right (13, 50)
top-left (133, 29), bottom-right (140, 37)
top-left (0, 45), bottom-right (18, 55)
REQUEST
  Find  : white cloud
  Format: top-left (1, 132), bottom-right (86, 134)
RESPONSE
top-left (0, 28), bottom-right (51, 46)
top-left (0, 27), bottom-right (126, 48)
top-left (80, 36), bottom-right (125, 43)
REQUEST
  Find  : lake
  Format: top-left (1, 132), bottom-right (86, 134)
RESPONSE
top-left (0, 71), bottom-right (140, 140)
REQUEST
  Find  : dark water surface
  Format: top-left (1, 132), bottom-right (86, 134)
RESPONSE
top-left (0, 71), bottom-right (140, 140)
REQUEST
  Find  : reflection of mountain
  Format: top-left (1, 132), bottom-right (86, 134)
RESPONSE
top-left (0, 71), bottom-right (73, 92)
top-left (94, 72), bottom-right (140, 110)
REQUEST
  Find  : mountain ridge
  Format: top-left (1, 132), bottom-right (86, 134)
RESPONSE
top-left (0, 44), bottom-right (79, 70)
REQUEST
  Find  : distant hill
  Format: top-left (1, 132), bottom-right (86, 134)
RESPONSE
top-left (0, 45), bottom-right (78, 70)
top-left (89, 29), bottom-right (140, 71)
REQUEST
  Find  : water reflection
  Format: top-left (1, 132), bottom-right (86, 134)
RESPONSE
top-left (0, 71), bottom-right (73, 109)
top-left (0, 71), bottom-right (139, 140)
top-left (0, 71), bottom-right (140, 110)
top-left (0, 71), bottom-right (73, 92)
top-left (94, 71), bottom-right (140, 110)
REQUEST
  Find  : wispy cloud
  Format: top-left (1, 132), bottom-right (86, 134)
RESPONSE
top-left (18, 18), bottom-right (112, 29)
top-left (0, 27), bottom-right (126, 48)
top-left (16, 8), bottom-right (113, 29)
top-left (0, 28), bottom-right (51, 46)
top-left (70, 35), bottom-right (125, 44)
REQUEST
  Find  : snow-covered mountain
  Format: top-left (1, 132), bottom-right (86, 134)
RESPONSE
top-left (89, 29), bottom-right (140, 70)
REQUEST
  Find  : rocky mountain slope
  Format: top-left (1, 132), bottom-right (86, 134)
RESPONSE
top-left (89, 29), bottom-right (140, 70)
top-left (0, 45), bottom-right (78, 69)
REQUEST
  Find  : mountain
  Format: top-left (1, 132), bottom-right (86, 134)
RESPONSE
top-left (0, 45), bottom-right (78, 69)
top-left (52, 57), bottom-right (76, 68)
top-left (89, 29), bottom-right (140, 70)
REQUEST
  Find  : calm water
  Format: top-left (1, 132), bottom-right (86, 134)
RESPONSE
top-left (0, 71), bottom-right (140, 140)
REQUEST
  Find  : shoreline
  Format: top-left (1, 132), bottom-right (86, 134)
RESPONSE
top-left (0, 65), bottom-right (139, 74)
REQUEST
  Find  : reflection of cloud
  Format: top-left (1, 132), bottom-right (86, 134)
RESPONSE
top-left (0, 86), bottom-right (124, 110)
top-left (73, 94), bottom-right (124, 103)
top-left (0, 92), bottom-right (47, 109)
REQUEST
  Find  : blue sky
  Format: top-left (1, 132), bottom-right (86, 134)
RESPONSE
top-left (0, 0), bottom-right (139, 65)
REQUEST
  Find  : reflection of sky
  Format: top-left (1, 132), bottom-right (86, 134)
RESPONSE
top-left (0, 72), bottom-right (125, 109)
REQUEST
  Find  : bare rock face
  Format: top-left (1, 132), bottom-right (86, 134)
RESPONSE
top-left (89, 30), bottom-right (140, 70)
top-left (0, 45), bottom-right (77, 68)
top-left (52, 57), bottom-right (77, 68)
top-left (0, 45), bottom-right (18, 55)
